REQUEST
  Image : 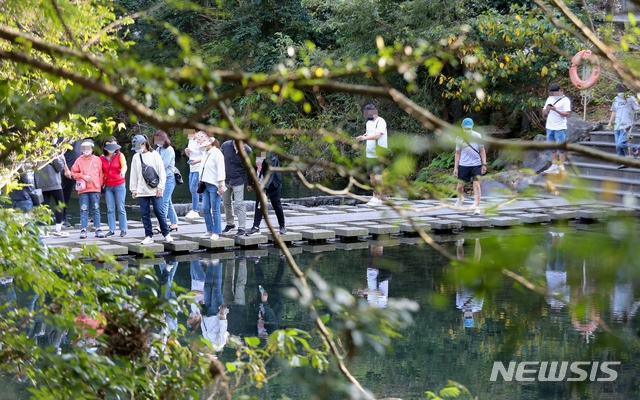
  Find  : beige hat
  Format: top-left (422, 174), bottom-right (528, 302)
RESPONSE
top-left (195, 131), bottom-right (213, 146)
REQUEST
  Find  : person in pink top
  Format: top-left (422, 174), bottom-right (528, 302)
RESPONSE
top-left (71, 139), bottom-right (105, 239)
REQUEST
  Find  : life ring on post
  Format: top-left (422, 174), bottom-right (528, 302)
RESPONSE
top-left (569, 50), bottom-right (600, 89)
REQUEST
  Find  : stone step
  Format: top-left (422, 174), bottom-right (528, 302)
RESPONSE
top-left (542, 182), bottom-right (640, 206)
top-left (572, 162), bottom-right (640, 180)
top-left (589, 131), bottom-right (640, 144)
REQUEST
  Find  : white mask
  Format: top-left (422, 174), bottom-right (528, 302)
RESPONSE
top-left (82, 150), bottom-right (92, 157)
top-left (135, 148), bottom-right (144, 154)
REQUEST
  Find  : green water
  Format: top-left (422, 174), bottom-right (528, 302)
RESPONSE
top-left (3, 226), bottom-right (640, 399)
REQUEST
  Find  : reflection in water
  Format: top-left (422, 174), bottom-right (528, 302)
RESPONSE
top-left (455, 238), bottom-right (484, 329)
top-left (611, 269), bottom-right (640, 323)
top-left (545, 231), bottom-right (570, 310)
top-left (353, 245), bottom-right (392, 308)
top-left (251, 256), bottom-right (285, 338)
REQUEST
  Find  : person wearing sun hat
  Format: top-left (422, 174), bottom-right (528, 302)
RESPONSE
top-left (454, 118), bottom-right (486, 215)
top-left (100, 136), bottom-right (128, 237)
top-left (196, 131), bottom-right (226, 241)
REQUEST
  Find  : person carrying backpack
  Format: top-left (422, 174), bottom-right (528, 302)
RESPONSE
top-left (246, 152), bottom-right (286, 235)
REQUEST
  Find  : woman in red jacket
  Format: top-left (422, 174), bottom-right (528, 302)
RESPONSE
top-left (71, 139), bottom-right (104, 239)
top-left (101, 137), bottom-right (129, 237)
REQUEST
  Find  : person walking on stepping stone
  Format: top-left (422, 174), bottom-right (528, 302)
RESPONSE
top-left (453, 118), bottom-right (486, 215)
top-left (221, 139), bottom-right (252, 237)
top-left (356, 104), bottom-right (388, 206)
top-left (542, 83), bottom-right (571, 175)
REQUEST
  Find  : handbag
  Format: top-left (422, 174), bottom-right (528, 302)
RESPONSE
top-left (139, 153), bottom-right (159, 188)
top-left (173, 166), bottom-right (184, 185)
top-left (75, 157), bottom-right (94, 191)
top-left (30, 188), bottom-right (44, 206)
top-left (196, 152), bottom-right (211, 194)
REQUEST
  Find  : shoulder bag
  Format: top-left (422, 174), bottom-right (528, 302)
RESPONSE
top-left (139, 153), bottom-right (160, 189)
top-left (196, 152), bottom-right (211, 194)
top-left (101, 155), bottom-right (114, 194)
top-left (173, 166), bottom-right (184, 185)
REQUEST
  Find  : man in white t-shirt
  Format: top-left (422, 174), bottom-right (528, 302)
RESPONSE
top-left (542, 83), bottom-right (571, 174)
top-left (356, 104), bottom-right (388, 206)
top-left (454, 118), bottom-right (486, 215)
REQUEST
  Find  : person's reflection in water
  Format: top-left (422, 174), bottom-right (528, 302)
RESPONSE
top-left (187, 259), bottom-right (206, 333)
top-left (570, 260), bottom-right (600, 343)
top-left (159, 261), bottom-right (179, 333)
top-left (252, 255), bottom-right (285, 338)
top-left (353, 246), bottom-right (392, 308)
top-left (611, 268), bottom-right (640, 323)
top-left (200, 259), bottom-right (229, 352)
top-left (545, 231), bottom-right (570, 311)
top-left (224, 257), bottom-right (248, 337)
top-left (455, 238), bottom-right (484, 329)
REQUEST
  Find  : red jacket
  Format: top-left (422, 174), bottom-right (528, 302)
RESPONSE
top-left (71, 155), bottom-right (103, 194)
top-left (101, 153), bottom-right (127, 187)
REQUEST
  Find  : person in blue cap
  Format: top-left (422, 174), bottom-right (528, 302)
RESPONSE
top-left (454, 118), bottom-right (486, 215)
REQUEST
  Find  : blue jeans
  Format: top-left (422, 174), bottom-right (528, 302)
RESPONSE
top-left (138, 196), bottom-right (169, 238)
top-left (203, 182), bottom-right (222, 234)
top-left (204, 261), bottom-right (223, 316)
top-left (13, 199), bottom-right (33, 213)
top-left (546, 129), bottom-right (566, 154)
top-left (189, 171), bottom-right (201, 212)
top-left (161, 173), bottom-right (178, 225)
top-left (79, 192), bottom-right (101, 229)
top-left (191, 260), bottom-right (206, 281)
top-left (104, 183), bottom-right (128, 232)
top-left (615, 130), bottom-right (629, 156)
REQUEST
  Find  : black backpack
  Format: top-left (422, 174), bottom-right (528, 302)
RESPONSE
top-left (139, 153), bottom-right (159, 189)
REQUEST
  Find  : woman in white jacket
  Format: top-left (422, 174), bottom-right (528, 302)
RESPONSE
top-left (129, 134), bottom-right (174, 245)
top-left (196, 132), bottom-right (226, 241)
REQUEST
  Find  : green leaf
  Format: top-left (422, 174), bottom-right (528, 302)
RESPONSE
top-left (245, 336), bottom-right (260, 347)
top-left (225, 362), bottom-right (237, 372)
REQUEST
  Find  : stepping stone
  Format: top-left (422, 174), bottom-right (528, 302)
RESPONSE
top-left (314, 210), bottom-right (347, 215)
top-left (291, 213), bottom-right (316, 217)
top-left (498, 210), bottom-right (523, 216)
top-left (312, 223), bottom-right (348, 229)
top-left (516, 213), bottom-right (551, 224)
top-left (302, 243), bottom-right (336, 253)
top-left (326, 206), bottom-right (358, 211)
top-left (235, 235), bottom-right (268, 247)
top-left (336, 241), bottom-right (369, 251)
top-left (548, 210), bottom-right (577, 221)
top-left (164, 240), bottom-right (200, 252)
top-left (489, 216), bottom-right (521, 227)
top-left (300, 229), bottom-right (335, 240)
top-left (199, 237), bottom-right (235, 249)
top-left (399, 221), bottom-right (431, 233)
top-left (165, 253), bottom-right (202, 262)
top-left (268, 246), bottom-right (303, 255)
top-left (286, 225), bottom-right (316, 231)
top-left (348, 208), bottom-right (378, 213)
top-left (127, 222), bottom-right (144, 229)
top-left (398, 237), bottom-right (427, 245)
top-left (366, 225), bottom-right (400, 235)
top-left (201, 251), bottom-right (236, 260)
top-left (125, 241), bottom-right (166, 256)
top-left (528, 208), bottom-right (550, 213)
top-left (133, 257), bottom-right (166, 266)
top-left (607, 207), bottom-right (636, 217)
top-left (178, 233), bottom-right (209, 241)
top-left (96, 244), bottom-right (129, 256)
top-left (429, 220), bottom-right (462, 231)
top-left (367, 237), bottom-right (401, 247)
top-left (345, 221), bottom-right (378, 227)
top-left (577, 209), bottom-right (606, 220)
top-left (265, 232), bottom-right (303, 243)
top-left (459, 218), bottom-right (491, 228)
top-left (235, 249), bottom-right (269, 258)
top-left (334, 226), bottom-right (369, 237)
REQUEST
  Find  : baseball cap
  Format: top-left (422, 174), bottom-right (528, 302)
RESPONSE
top-left (131, 135), bottom-right (147, 151)
top-left (548, 83), bottom-right (561, 91)
top-left (616, 83), bottom-right (627, 93)
top-left (462, 118), bottom-right (474, 128)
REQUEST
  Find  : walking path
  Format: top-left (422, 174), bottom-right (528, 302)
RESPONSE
top-left (42, 194), bottom-right (637, 259)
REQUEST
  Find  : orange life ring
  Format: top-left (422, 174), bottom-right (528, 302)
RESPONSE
top-left (569, 50), bottom-right (600, 89)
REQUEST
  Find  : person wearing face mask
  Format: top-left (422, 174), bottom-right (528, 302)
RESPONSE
top-left (542, 83), bottom-right (571, 175)
top-left (356, 103), bottom-right (388, 206)
top-left (152, 130), bottom-right (179, 233)
top-left (184, 130), bottom-right (204, 219)
top-left (221, 139), bottom-right (252, 236)
top-left (34, 152), bottom-right (68, 237)
top-left (100, 137), bottom-right (128, 237)
top-left (453, 118), bottom-right (486, 215)
top-left (129, 134), bottom-right (173, 245)
top-left (71, 140), bottom-right (105, 239)
top-left (196, 131), bottom-right (226, 240)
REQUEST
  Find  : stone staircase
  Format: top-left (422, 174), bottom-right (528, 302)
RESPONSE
top-left (560, 129), bottom-right (640, 206)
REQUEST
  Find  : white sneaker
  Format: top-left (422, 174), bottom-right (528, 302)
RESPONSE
top-left (141, 237), bottom-right (154, 245)
top-left (201, 232), bottom-right (213, 238)
top-left (210, 234), bottom-right (220, 241)
top-left (164, 234), bottom-right (174, 243)
top-left (473, 207), bottom-right (482, 215)
top-left (366, 197), bottom-right (377, 205)
top-left (185, 210), bottom-right (200, 219)
top-left (542, 164), bottom-right (559, 174)
top-left (558, 165), bottom-right (566, 174)
top-left (368, 197), bottom-right (382, 206)
top-left (454, 198), bottom-right (463, 207)
top-left (52, 230), bottom-right (69, 237)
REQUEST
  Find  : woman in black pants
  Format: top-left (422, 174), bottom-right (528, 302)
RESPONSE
top-left (35, 156), bottom-right (69, 237)
top-left (246, 153), bottom-right (286, 235)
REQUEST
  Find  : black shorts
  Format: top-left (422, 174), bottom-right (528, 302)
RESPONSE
top-left (366, 158), bottom-right (383, 175)
top-left (458, 165), bottom-right (483, 183)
